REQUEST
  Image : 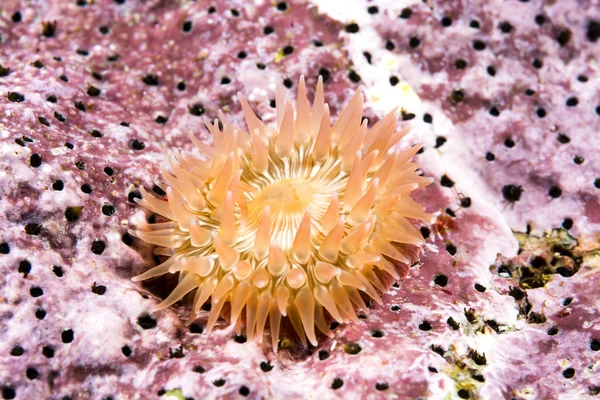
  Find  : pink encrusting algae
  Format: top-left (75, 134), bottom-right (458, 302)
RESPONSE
top-left (0, 0), bottom-right (599, 399)
top-left (130, 76), bottom-right (432, 350)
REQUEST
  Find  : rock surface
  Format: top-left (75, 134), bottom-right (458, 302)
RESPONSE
top-left (0, 0), bottom-right (598, 399)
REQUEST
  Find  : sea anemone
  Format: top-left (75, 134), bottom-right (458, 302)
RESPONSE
top-left (131, 76), bottom-right (433, 350)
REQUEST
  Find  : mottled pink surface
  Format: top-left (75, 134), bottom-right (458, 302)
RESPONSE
top-left (0, 1), bottom-right (599, 399)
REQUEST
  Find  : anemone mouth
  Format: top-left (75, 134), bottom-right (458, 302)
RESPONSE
top-left (131, 75), bottom-right (434, 350)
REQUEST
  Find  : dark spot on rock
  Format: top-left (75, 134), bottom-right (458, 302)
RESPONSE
top-left (142, 74), bottom-right (159, 86)
top-left (38, 116), bottom-right (50, 126)
top-left (400, 7), bottom-right (411, 18)
top-left (499, 21), bottom-right (513, 33)
top-left (52, 265), bottom-right (63, 277)
top-left (455, 59), bottom-right (467, 69)
top-left (102, 205), bottom-right (115, 216)
top-left (7, 92), bottom-right (25, 102)
top-left (233, 334), bottom-right (247, 344)
top-left (239, 386), bottom-right (250, 397)
top-left (61, 329), bottom-right (74, 343)
top-left (42, 345), bottom-right (54, 358)
top-left (548, 186), bottom-right (562, 198)
top-left (532, 58), bottom-right (543, 69)
top-left (87, 86), bottom-right (101, 97)
top-left (331, 378), bottom-right (343, 389)
top-left (423, 113), bottom-right (433, 123)
top-left (587, 20), bottom-right (600, 42)
top-left (25, 223), bottom-right (42, 235)
top-left (74, 101), bottom-right (86, 112)
top-left (419, 321), bottom-right (432, 331)
top-left (188, 103), bottom-right (205, 116)
top-left (590, 339), bottom-right (600, 351)
top-left (528, 312), bottom-right (547, 324)
top-left (450, 89), bottom-right (465, 103)
top-left (11, 11), bottom-right (22, 23)
top-left (35, 308), bottom-right (46, 319)
top-left (458, 389), bottom-right (471, 399)
top-left (122, 345), bottom-right (132, 357)
top-left (470, 20), bottom-right (480, 29)
top-left (260, 360), bottom-right (274, 371)
top-left (472, 40), bottom-right (486, 51)
top-left (81, 184), bottom-right (92, 194)
top-left (30, 153), bottom-right (42, 168)
top-left (54, 112), bottom-right (66, 122)
top-left (0, 243), bottom-right (9, 254)
top-left (348, 70), bottom-right (361, 83)
top-left (168, 345), bottom-right (184, 358)
top-left (137, 313), bottom-right (157, 329)
top-left (193, 365), bottom-right (205, 373)
top-left (182, 20), bottom-right (192, 33)
top-left (440, 175), bottom-right (455, 188)
top-left (42, 21), bottom-right (57, 37)
top-left (474, 283), bottom-right (486, 292)
top-left (213, 379), bottom-right (226, 387)
top-left (91, 240), bottom-right (106, 255)
top-left (556, 29), bottom-right (572, 46)
top-left (566, 96), bottom-right (579, 107)
top-left (441, 16), bottom-right (452, 27)
top-left (177, 81), bottom-right (186, 91)
top-left (409, 37), bottom-right (420, 48)
top-left (434, 274), bottom-right (448, 287)
top-left (345, 23), bottom-right (359, 33)
top-left (18, 260), bottom-right (31, 277)
top-left (446, 243), bottom-right (457, 255)
top-left (371, 329), bottom-right (384, 338)
top-left (502, 185), bottom-right (523, 202)
top-left (562, 368), bottom-right (575, 379)
top-left (10, 346), bottom-right (24, 356)
top-left (375, 383), bottom-right (389, 391)
top-left (343, 342), bottom-right (361, 354)
top-left (26, 367), bottom-right (39, 380)
top-left (129, 139), bottom-right (145, 151)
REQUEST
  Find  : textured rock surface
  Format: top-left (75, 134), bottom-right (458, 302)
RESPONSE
top-left (0, 0), bottom-right (599, 399)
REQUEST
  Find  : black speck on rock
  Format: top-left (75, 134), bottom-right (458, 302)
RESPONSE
top-left (331, 378), bottom-right (344, 389)
top-left (0, 243), bottom-right (9, 254)
top-left (7, 92), bottom-right (25, 102)
top-left (137, 313), bottom-right (157, 329)
top-left (91, 282), bottom-right (106, 295)
top-left (91, 240), bottom-right (106, 255)
top-left (25, 223), bottom-right (42, 235)
top-left (440, 175), bottom-right (455, 187)
top-left (61, 329), bottom-right (74, 343)
top-left (42, 21), bottom-right (57, 37)
top-left (587, 20), bottom-right (600, 42)
top-left (18, 260), bottom-right (31, 277)
top-left (65, 206), bottom-right (83, 222)
top-left (260, 360), bottom-right (274, 371)
top-left (142, 74), bottom-right (159, 86)
top-left (87, 86), bottom-right (101, 97)
top-left (343, 342), bottom-right (361, 354)
top-left (502, 185), bottom-right (523, 202)
top-left (188, 103), bottom-right (205, 116)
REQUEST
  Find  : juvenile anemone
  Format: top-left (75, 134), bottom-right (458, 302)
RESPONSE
top-left (131, 76), bottom-right (433, 350)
